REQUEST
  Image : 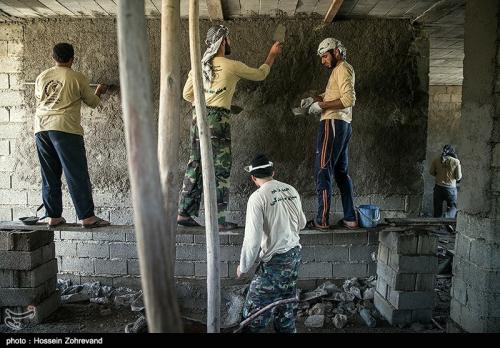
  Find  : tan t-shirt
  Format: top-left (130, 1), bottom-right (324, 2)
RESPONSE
top-left (35, 66), bottom-right (101, 136)
top-left (321, 61), bottom-right (356, 123)
top-left (183, 57), bottom-right (270, 110)
top-left (430, 156), bottom-right (462, 188)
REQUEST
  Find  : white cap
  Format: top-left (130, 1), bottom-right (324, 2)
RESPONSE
top-left (244, 162), bottom-right (274, 173)
top-left (317, 38), bottom-right (346, 58)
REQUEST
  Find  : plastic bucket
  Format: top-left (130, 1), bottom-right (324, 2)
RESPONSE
top-left (357, 205), bottom-right (381, 228)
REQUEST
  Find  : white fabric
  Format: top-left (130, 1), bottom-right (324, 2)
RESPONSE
top-left (239, 180), bottom-right (306, 273)
top-left (201, 25), bottom-right (229, 87)
top-left (300, 97), bottom-right (314, 109)
top-left (317, 37), bottom-right (346, 59)
top-left (244, 162), bottom-right (273, 173)
top-left (308, 101), bottom-right (322, 114)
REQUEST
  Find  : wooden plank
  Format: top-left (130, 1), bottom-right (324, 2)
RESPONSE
top-left (144, 0), bottom-right (159, 16)
top-left (18, 0), bottom-right (57, 16)
top-left (58, 0), bottom-right (107, 16)
top-left (116, 0), bottom-right (182, 333)
top-left (404, 0), bottom-right (436, 18)
top-left (1, 0), bottom-right (40, 17)
top-left (349, 0), bottom-right (380, 16)
top-left (386, 0), bottom-right (418, 17)
top-left (37, 0), bottom-right (75, 16)
top-left (314, 0), bottom-right (332, 14)
top-left (338, 0), bottom-right (358, 16)
top-left (206, 0), bottom-right (223, 20)
top-left (413, 0), bottom-right (464, 24)
top-left (295, 0), bottom-right (319, 14)
top-left (385, 217), bottom-right (456, 226)
top-left (0, 1), bottom-right (27, 17)
top-left (277, 0), bottom-right (298, 16)
top-left (94, 0), bottom-right (117, 15)
top-left (188, 0), bottom-right (221, 333)
top-left (368, 0), bottom-right (396, 17)
top-left (324, 0), bottom-right (344, 22)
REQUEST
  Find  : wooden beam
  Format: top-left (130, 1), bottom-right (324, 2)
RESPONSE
top-left (158, 0), bottom-right (181, 279)
top-left (413, 0), bottom-right (464, 24)
top-left (324, 0), bottom-right (344, 23)
top-left (116, 0), bottom-right (182, 333)
top-left (188, 0), bottom-right (221, 334)
top-left (206, 0), bottom-right (223, 20)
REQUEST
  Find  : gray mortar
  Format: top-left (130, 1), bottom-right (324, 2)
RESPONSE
top-left (15, 17), bottom-right (428, 204)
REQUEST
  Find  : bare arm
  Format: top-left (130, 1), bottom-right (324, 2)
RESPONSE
top-left (264, 41), bottom-right (282, 68)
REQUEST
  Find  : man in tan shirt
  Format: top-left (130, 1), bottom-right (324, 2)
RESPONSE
top-left (430, 144), bottom-right (462, 218)
top-left (34, 43), bottom-right (109, 228)
top-left (177, 25), bottom-right (282, 231)
top-left (300, 38), bottom-right (358, 230)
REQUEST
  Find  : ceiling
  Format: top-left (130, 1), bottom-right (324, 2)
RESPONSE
top-left (0, 0), bottom-right (465, 85)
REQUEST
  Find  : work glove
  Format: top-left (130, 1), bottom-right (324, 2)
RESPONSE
top-left (308, 102), bottom-right (322, 115)
top-left (300, 97), bottom-right (314, 109)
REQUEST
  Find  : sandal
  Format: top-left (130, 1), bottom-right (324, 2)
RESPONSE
top-left (336, 219), bottom-right (359, 230)
top-left (218, 222), bottom-right (238, 231)
top-left (177, 216), bottom-right (201, 227)
top-left (304, 219), bottom-right (329, 231)
top-left (82, 217), bottom-right (111, 229)
top-left (48, 218), bottom-right (66, 228)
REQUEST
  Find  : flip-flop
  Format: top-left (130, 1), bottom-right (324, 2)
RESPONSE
top-left (48, 218), bottom-right (66, 228)
top-left (336, 219), bottom-right (359, 230)
top-left (82, 217), bottom-right (111, 229)
top-left (177, 216), bottom-right (201, 227)
top-left (304, 220), bottom-right (329, 231)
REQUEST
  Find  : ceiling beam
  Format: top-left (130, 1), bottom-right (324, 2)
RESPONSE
top-left (413, 0), bottom-right (464, 24)
top-left (324, 0), bottom-right (344, 23)
top-left (206, 0), bottom-right (223, 21)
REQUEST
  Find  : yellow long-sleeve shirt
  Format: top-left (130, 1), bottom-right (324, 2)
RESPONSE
top-left (35, 66), bottom-right (101, 136)
top-left (183, 57), bottom-right (270, 110)
top-left (321, 61), bottom-right (356, 123)
top-left (430, 156), bottom-right (462, 188)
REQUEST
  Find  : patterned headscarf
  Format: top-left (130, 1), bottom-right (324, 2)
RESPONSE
top-left (202, 25), bottom-right (229, 86)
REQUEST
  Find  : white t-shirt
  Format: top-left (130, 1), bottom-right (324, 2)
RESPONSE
top-left (239, 180), bottom-right (306, 273)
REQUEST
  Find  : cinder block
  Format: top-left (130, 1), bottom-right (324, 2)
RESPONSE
top-left (0, 73), bottom-right (8, 89)
top-left (0, 277), bottom-right (56, 306)
top-left (0, 189), bottom-right (27, 205)
top-left (92, 231), bottom-right (126, 241)
top-left (219, 245), bottom-right (241, 262)
top-left (0, 41), bottom-right (6, 57)
top-left (379, 231), bottom-right (418, 255)
top-left (374, 290), bottom-right (413, 326)
top-left (125, 232), bottom-right (136, 242)
top-left (332, 231), bottom-right (367, 245)
top-left (0, 171), bottom-right (11, 188)
top-left (469, 239), bottom-right (500, 269)
top-left (0, 25), bottom-right (23, 40)
top-left (411, 308), bottom-right (433, 323)
top-left (176, 244), bottom-right (206, 261)
top-left (387, 288), bottom-right (435, 310)
top-left (0, 243), bottom-right (54, 270)
top-left (299, 233), bottom-right (333, 245)
top-left (55, 241), bottom-right (77, 257)
top-left (173, 262), bottom-right (194, 277)
top-left (60, 230), bottom-right (93, 240)
top-left (7, 42), bottom-right (22, 57)
top-left (416, 233), bottom-right (438, 255)
top-left (80, 275), bottom-right (113, 287)
top-left (388, 254), bottom-right (438, 273)
top-left (331, 263), bottom-right (367, 278)
top-left (8, 106), bottom-right (25, 122)
top-left (194, 262), bottom-right (228, 278)
top-left (109, 242), bottom-right (137, 259)
top-left (349, 245), bottom-right (377, 262)
top-left (415, 274), bottom-right (435, 291)
top-left (94, 259), bottom-right (127, 275)
top-left (176, 234), bottom-right (194, 243)
top-left (0, 230), bottom-right (53, 252)
top-left (0, 207), bottom-right (12, 221)
top-left (60, 257), bottom-right (93, 273)
top-left (127, 260), bottom-right (140, 276)
top-left (298, 262), bottom-right (332, 279)
top-left (376, 277), bottom-right (389, 299)
top-left (228, 234), bottom-right (244, 245)
top-left (301, 246), bottom-right (349, 262)
top-left (112, 276), bottom-right (141, 290)
top-left (0, 107), bottom-right (8, 122)
top-left (13, 259), bottom-right (58, 288)
top-left (77, 242), bottom-right (109, 258)
top-left (367, 231), bottom-right (379, 245)
top-left (376, 262), bottom-right (417, 291)
top-left (0, 90), bottom-right (23, 106)
top-left (193, 234), bottom-right (229, 245)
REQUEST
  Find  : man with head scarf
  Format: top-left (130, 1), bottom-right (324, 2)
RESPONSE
top-left (237, 154), bottom-right (306, 333)
top-left (430, 144), bottom-right (462, 218)
top-left (178, 25), bottom-right (282, 231)
top-left (300, 38), bottom-right (358, 230)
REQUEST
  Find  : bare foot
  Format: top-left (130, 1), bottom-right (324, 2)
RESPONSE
top-left (48, 217), bottom-right (65, 227)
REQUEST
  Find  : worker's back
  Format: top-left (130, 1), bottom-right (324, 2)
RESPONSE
top-left (35, 66), bottom-right (100, 136)
top-left (430, 156), bottom-right (462, 188)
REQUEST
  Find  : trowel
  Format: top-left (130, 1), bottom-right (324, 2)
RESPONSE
top-left (272, 23), bottom-right (286, 43)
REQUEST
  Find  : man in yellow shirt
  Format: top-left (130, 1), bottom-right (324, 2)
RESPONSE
top-left (430, 144), bottom-right (462, 218)
top-left (34, 43), bottom-right (109, 228)
top-left (178, 25), bottom-right (282, 230)
top-left (301, 38), bottom-right (358, 230)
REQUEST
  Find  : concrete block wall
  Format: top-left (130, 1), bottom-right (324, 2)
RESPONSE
top-left (374, 229), bottom-right (438, 326)
top-left (423, 85), bottom-right (462, 215)
top-left (0, 229), bottom-right (60, 324)
top-left (54, 227), bottom-right (379, 290)
top-left (450, 0), bottom-right (500, 333)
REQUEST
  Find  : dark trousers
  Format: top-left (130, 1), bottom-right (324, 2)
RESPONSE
top-left (433, 185), bottom-right (458, 218)
top-left (315, 119), bottom-right (356, 226)
top-left (35, 131), bottom-right (95, 220)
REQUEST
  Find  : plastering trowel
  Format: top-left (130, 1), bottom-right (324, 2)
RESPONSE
top-left (273, 23), bottom-right (286, 43)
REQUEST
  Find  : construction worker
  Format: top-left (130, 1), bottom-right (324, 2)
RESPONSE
top-left (178, 25), bottom-right (282, 231)
top-left (430, 144), bottom-right (462, 218)
top-left (301, 38), bottom-right (358, 230)
top-left (237, 154), bottom-right (306, 333)
top-left (34, 43), bottom-right (110, 228)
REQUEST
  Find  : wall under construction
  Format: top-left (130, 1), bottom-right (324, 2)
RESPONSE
top-left (1, 16), bottom-right (428, 224)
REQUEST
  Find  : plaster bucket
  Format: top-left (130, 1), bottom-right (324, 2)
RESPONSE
top-left (357, 205), bottom-right (380, 228)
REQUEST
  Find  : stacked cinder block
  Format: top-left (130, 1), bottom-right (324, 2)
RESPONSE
top-left (0, 229), bottom-right (59, 325)
top-left (374, 229), bottom-right (438, 326)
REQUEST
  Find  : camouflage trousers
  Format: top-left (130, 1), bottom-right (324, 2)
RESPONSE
top-left (178, 107), bottom-right (231, 224)
top-left (242, 246), bottom-right (301, 333)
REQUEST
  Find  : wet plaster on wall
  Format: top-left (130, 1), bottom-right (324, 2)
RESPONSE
top-left (14, 17), bottom-right (428, 210)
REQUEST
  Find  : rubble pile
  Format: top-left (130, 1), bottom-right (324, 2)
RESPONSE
top-left (298, 276), bottom-right (380, 329)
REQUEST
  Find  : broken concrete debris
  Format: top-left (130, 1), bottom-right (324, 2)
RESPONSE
top-left (304, 314), bottom-right (325, 328)
top-left (332, 314), bottom-right (348, 329)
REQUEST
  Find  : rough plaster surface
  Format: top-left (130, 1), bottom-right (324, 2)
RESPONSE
top-left (14, 17), bottom-right (428, 206)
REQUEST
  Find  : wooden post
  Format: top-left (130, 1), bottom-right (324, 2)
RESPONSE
top-left (188, 0), bottom-right (221, 333)
top-left (158, 0), bottom-right (181, 271)
top-left (117, 0), bottom-right (182, 333)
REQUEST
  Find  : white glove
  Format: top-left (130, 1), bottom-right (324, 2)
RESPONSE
top-left (300, 97), bottom-right (314, 109)
top-left (308, 102), bottom-right (322, 115)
